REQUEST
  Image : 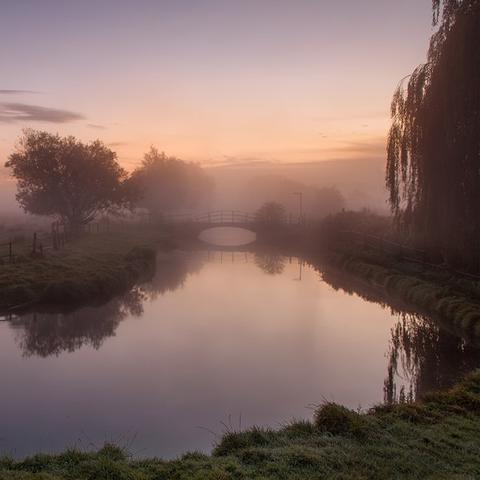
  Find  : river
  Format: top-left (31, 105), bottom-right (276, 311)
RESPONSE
top-left (0, 228), bottom-right (478, 458)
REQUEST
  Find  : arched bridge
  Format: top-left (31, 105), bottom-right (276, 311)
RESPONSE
top-left (163, 210), bottom-right (257, 229)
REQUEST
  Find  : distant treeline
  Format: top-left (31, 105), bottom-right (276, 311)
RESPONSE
top-left (4, 130), bottom-right (345, 232)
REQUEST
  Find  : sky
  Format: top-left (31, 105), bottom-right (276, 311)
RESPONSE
top-left (0, 0), bottom-right (434, 171)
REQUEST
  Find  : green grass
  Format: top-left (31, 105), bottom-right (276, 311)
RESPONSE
top-left (1, 371), bottom-right (479, 479)
top-left (0, 227), bottom-right (173, 311)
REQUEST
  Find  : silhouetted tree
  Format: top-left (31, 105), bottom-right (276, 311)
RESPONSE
top-left (255, 201), bottom-right (287, 226)
top-left (130, 147), bottom-right (213, 218)
top-left (386, 0), bottom-right (480, 269)
top-left (5, 130), bottom-right (129, 231)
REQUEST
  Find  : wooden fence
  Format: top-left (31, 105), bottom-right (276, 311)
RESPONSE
top-left (0, 241), bottom-right (14, 263)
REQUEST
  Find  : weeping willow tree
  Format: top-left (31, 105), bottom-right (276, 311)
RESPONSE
top-left (386, 0), bottom-right (480, 270)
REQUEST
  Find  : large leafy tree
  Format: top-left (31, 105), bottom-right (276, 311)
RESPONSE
top-left (386, 0), bottom-right (480, 268)
top-left (130, 147), bottom-right (213, 217)
top-left (5, 130), bottom-right (129, 230)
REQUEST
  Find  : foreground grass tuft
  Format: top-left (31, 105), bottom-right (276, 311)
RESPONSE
top-left (1, 371), bottom-right (480, 479)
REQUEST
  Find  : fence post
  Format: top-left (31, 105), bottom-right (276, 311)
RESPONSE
top-left (9, 241), bottom-right (12, 262)
top-left (32, 232), bottom-right (37, 255)
top-left (52, 222), bottom-right (58, 250)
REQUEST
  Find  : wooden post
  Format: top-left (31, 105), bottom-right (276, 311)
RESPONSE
top-left (232, 211), bottom-right (234, 223)
top-left (32, 232), bottom-right (37, 255)
top-left (52, 222), bottom-right (58, 250)
top-left (9, 241), bottom-right (12, 262)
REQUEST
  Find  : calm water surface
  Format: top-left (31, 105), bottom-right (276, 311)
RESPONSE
top-left (0, 230), bottom-right (478, 458)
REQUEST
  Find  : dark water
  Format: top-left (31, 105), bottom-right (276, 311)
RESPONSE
top-left (0, 229), bottom-right (479, 458)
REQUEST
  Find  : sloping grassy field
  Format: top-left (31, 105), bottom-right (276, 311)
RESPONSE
top-left (0, 371), bottom-right (479, 479)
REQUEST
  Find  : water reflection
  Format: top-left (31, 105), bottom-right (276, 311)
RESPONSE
top-left (384, 313), bottom-right (480, 403)
top-left (142, 252), bottom-right (205, 300)
top-left (5, 252), bottom-right (205, 357)
top-left (254, 252), bottom-right (286, 275)
top-left (8, 288), bottom-right (145, 357)
top-left (316, 261), bottom-right (480, 403)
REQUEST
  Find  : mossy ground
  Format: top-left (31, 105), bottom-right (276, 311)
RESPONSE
top-left (1, 371), bottom-right (479, 479)
top-left (0, 227), bottom-right (172, 311)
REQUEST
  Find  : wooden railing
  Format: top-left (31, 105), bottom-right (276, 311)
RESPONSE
top-left (162, 210), bottom-right (257, 225)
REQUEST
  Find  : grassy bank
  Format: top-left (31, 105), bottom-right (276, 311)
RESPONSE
top-left (1, 370), bottom-right (479, 479)
top-left (0, 228), bottom-right (173, 312)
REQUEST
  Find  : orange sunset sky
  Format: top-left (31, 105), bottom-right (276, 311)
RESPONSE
top-left (0, 0), bottom-right (433, 172)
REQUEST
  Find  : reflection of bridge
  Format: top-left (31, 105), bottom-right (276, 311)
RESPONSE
top-left (163, 210), bottom-right (256, 228)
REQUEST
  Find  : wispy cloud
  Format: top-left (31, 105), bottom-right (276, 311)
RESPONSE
top-left (87, 123), bottom-right (107, 130)
top-left (0, 89), bottom-right (39, 95)
top-left (108, 141), bottom-right (127, 147)
top-left (0, 103), bottom-right (84, 124)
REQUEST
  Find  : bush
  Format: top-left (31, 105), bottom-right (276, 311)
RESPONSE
top-left (313, 403), bottom-right (366, 437)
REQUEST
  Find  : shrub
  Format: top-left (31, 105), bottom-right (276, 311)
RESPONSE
top-left (313, 403), bottom-right (366, 437)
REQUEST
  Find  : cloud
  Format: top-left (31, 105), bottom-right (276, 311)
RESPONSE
top-left (108, 141), bottom-right (127, 147)
top-left (0, 89), bottom-right (39, 95)
top-left (0, 103), bottom-right (84, 123)
top-left (87, 123), bottom-right (107, 130)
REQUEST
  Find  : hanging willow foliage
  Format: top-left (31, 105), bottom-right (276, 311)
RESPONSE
top-left (386, 0), bottom-right (480, 269)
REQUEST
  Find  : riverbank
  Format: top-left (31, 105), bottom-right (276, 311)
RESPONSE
top-left (1, 370), bottom-right (479, 479)
top-left (0, 228), bottom-right (173, 312)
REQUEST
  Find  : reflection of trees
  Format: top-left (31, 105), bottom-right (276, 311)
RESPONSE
top-left (10, 288), bottom-right (145, 357)
top-left (384, 313), bottom-right (480, 403)
top-left (312, 259), bottom-right (480, 404)
top-left (9, 253), bottom-right (206, 357)
top-left (141, 252), bottom-right (205, 299)
top-left (254, 252), bottom-right (286, 275)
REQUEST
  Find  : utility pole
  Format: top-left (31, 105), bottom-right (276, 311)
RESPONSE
top-left (292, 191), bottom-right (303, 224)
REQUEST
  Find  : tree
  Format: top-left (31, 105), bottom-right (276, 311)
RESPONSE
top-left (255, 201), bottom-right (287, 226)
top-left (386, 0), bottom-right (480, 268)
top-left (130, 147), bottom-right (213, 218)
top-left (5, 130), bottom-right (129, 231)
